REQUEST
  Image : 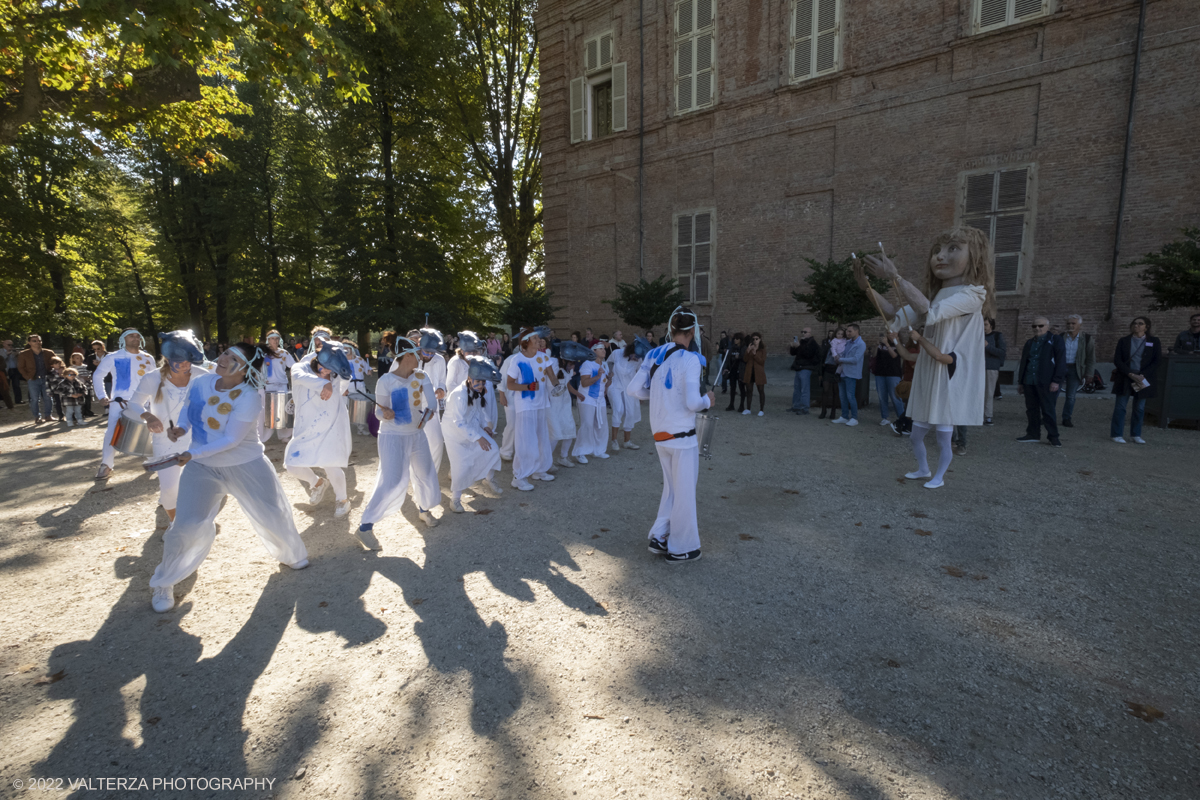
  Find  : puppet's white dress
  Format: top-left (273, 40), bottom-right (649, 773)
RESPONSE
top-left (547, 361), bottom-right (576, 442)
top-left (286, 368), bottom-right (351, 469)
top-left (889, 284), bottom-right (987, 427)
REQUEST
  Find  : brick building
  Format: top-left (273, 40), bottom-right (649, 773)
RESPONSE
top-left (535, 0), bottom-right (1200, 373)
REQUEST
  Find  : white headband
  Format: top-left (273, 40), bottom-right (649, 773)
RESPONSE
top-left (669, 306), bottom-right (700, 332)
top-left (228, 346), bottom-right (266, 390)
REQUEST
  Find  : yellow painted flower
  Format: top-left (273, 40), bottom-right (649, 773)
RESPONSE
top-left (207, 396), bottom-right (219, 406)
top-left (217, 402), bottom-right (232, 415)
top-left (229, 389), bottom-right (242, 400)
top-left (207, 417), bottom-right (220, 430)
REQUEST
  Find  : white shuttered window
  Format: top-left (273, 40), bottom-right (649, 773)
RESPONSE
top-left (674, 211), bottom-right (715, 303)
top-left (791, 0), bottom-right (840, 82)
top-left (975, 0), bottom-right (1051, 33)
top-left (675, 0), bottom-right (716, 114)
top-left (960, 166), bottom-right (1036, 294)
top-left (570, 32), bottom-right (627, 143)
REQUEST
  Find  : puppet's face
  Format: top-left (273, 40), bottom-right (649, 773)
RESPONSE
top-left (929, 238), bottom-right (970, 282)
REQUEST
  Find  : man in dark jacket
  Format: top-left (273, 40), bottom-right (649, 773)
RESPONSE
top-left (17, 335), bottom-right (57, 423)
top-left (1016, 317), bottom-right (1066, 447)
top-left (789, 328), bottom-right (821, 414)
top-left (723, 333), bottom-right (745, 412)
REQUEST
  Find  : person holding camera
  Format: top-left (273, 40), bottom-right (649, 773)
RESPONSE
top-left (788, 329), bottom-right (820, 414)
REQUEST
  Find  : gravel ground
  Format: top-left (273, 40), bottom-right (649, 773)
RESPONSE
top-left (0, 373), bottom-right (1197, 800)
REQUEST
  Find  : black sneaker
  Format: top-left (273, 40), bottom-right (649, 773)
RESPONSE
top-left (1061, 419), bottom-right (1074, 428)
top-left (1016, 434), bottom-right (1040, 443)
top-left (665, 549), bottom-right (702, 563)
top-left (1050, 438), bottom-right (1063, 448)
top-left (647, 538), bottom-right (669, 555)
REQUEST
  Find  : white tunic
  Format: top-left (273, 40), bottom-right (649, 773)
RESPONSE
top-left (443, 382), bottom-right (502, 493)
top-left (627, 344), bottom-right (710, 448)
top-left (285, 365), bottom-right (351, 468)
top-left (262, 350), bottom-right (295, 392)
top-left (130, 366), bottom-right (210, 457)
top-left (889, 284), bottom-right (987, 427)
top-left (92, 349), bottom-right (157, 401)
top-left (446, 354), bottom-right (469, 391)
top-left (548, 360), bottom-right (576, 441)
top-left (606, 350), bottom-right (643, 428)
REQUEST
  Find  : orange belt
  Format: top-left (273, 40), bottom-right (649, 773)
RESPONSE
top-left (653, 429), bottom-right (696, 442)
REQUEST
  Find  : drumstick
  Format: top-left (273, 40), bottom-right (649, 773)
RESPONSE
top-left (853, 252), bottom-right (890, 324)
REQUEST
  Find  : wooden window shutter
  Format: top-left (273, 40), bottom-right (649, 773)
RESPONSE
top-left (676, 214), bottom-right (694, 302)
top-left (570, 77), bottom-right (586, 143)
top-left (611, 62), bottom-right (628, 132)
top-left (676, 37), bottom-right (694, 112)
top-left (1014, 0), bottom-right (1045, 19)
top-left (978, 0), bottom-right (1007, 28)
top-left (675, 0), bottom-right (714, 113)
top-left (791, 0), bottom-right (814, 80)
top-left (695, 33), bottom-right (714, 107)
top-left (961, 167), bottom-right (1032, 293)
top-left (585, 37), bottom-right (599, 73)
top-left (694, 212), bottom-right (712, 302)
top-left (677, 0), bottom-right (694, 36)
top-left (814, 0), bottom-right (838, 74)
top-left (599, 33), bottom-right (613, 69)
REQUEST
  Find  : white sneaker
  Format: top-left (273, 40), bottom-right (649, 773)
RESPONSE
top-left (575, 455), bottom-right (589, 465)
top-left (905, 470), bottom-right (932, 480)
top-left (845, 419), bottom-right (859, 427)
top-left (511, 478), bottom-right (535, 491)
top-left (1132, 436), bottom-right (1147, 444)
top-left (1112, 436), bottom-right (1127, 444)
top-left (354, 527), bottom-right (381, 551)
top-left (418, 510), bottom-right (439, 528)
top-left (741, 409), bottom-right (751, 416)
top-left (151, 585), bottom-right (175, 613)
top-left (95, 464), bottom-right (112, 480)
top-left (623, 441), bottom-right (640, 450)
top-left (593, 452), bottom-right (610, 459)
top-left (532, 472), bottom-right (555, 481)
top-left (334, 500), bottom-right (351, 518)
top-left (450, 497), bottom-right (465, 513)
top-left (308, 480), bottom-right (329, 505)
top-left (555, 457), bottom-right (577, 468)
top-left (486, 476), bottom-right (504, 494)
top-left (610, 439), bottom-right (621, 452)
top-left (757, 411), bottom-right (764, 417)
top-left (880, 419), bottom-right (893, 426)
top-left (831, 417), bottom-right (847, 424)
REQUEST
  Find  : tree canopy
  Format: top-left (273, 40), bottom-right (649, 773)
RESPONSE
top-left (792, 254), bottom-right (891, 325)
top-left (604, 276), bottom-right (686, 331)
top-left (1125, 227), bottom-right (1200, 311)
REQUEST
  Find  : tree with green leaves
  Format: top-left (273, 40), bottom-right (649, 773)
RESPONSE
top-left (604, 276), bottom-right (686, 331)
top-left (1124, 228), bottom-right (1200, 311)
top-left (792, 254), bottom-right (891, 325)
top-left (496, 285), bottom-right (560, 331)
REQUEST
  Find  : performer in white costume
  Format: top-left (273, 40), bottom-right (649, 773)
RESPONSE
top-left (258, 329), bottom-right (295, 442)
top-left (340, 337), bottom-right (373, 435)
top-left (856, 227), bottom-right (995, 489)
top-left (443, 356), bottom-right (505, 512)
top-left (501, 326), bottom-right (559, 490)
top-left (285, 340), bottom-right (354, 517)
top-left (626, 306), bottom-right (714, 563)
top-left (606, 337), bottom-right (649, 451)
top-left (148, 343), bottom-right (309, 612)
top-left (92, 328), bottom-right (157, 479)
top-left (298, 326), bottom-right (332, 366)
top-left (572, 341), bottom-right (611, 463)
top-left (354, 339), bottom-right (442, 549)
top-left (131, 331), bottom-right (209, 521)
top-left (446, 330), bottom-right (483, 389)
top-left (550, 341), bottom-right (591, 468)
top-left (409, 328), bottom-right (448, 474)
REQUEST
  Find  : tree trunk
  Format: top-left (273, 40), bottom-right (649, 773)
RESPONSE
top-left (263, 149), bottom-right (284, 330)
top-left (376, 78), bottom-right (399, 277)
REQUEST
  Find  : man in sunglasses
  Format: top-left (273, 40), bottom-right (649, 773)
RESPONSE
top-left (1016, 317), bottom-right (1066, 447)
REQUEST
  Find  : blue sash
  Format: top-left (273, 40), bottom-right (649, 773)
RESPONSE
top-left (186, 382), bottom-right (208, 446)
top-left (391, 388), bottom-right (412, 425)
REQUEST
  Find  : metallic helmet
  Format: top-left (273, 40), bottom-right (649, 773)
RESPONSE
top-left (159, 330), bottom-right (205, 365)
top-left (315, 340), bottom-right (353, 380)
top-left (466, 356), bottom-right (502, 383)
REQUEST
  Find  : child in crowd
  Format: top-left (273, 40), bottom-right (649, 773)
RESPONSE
top-left (57, 367), bottom-right (88, 426)
top-left (48, 356), bottom-right (67, 421)
top-left (69, 352), bottom-right (94, 417)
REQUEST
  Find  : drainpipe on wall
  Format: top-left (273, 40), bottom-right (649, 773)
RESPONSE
top-left (1106, 0), bottom-right (1147, 321)
top-left (637, 0), bottom-right (645, 280)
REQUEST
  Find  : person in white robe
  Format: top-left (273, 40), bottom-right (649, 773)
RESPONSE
top-left (857, 227), bottom-right (995, 490)
top-left (443, 356), bottom-right (505, 512)
top-left (572, 341), bottom-right (611, 463)
top-left (148, 343), bottom-right (308, 612)
top-left (258, 330), bottom-right (296, 442)
top-left (409, 328), bottom-right (448, 474)
top-left (446, 330), bottom-right (484, 390)
top-left (552, 340), bottom-right (593, 467)
top-left (354, 340), bottom-right (442, 549)
top-left (339, 337), bottom-right (373, 435)
top-left (131, 331), bottom-right (209, 521)
top-left (606, 338), bottom-right (649, 451)
top-left (501, 326), bottom-right (559, 490)
top-left (92, 328), bottom-right (157, 479)
top-left (285, 341), bottom-right (354, 517)
top-left (626, 307), bottom-right (714, 563)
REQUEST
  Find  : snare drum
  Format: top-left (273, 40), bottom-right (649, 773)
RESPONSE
top-left (109, 413), bottom-right (155, 458)
top-left (265, 391), bottom-right (294, 429)
top-left (695, 413), bottom-right (718, 460)
top-left (347, 391), bottom-right (375, 425)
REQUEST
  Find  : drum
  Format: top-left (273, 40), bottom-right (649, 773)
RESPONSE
top-left (695, 413), bottom-right (718, 460)
top-left (265, 391), bottom-right (294, 429)
top-left (109, 413), bottom-right (154, 458)
top-left (347, 391), bottom-right (375, 425)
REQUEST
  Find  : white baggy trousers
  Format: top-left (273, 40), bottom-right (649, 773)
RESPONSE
top-left (649, 443), bottom-right (701, 555)
top-left (423, 411), bottom-right (445, 474)
top-left (499, 399), bottom-right (516, 460)
top-left (511, 408), bottom-right (552, 480)
top-left (149, 457), bottom-right (308, 588)
top-left (573, 404), bottom-right (608, 457)
top-left (360, 432), bottom-right (442, 523)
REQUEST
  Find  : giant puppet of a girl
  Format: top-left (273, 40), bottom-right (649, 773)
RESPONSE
top-left (855, 227), bottom-right (996, 489)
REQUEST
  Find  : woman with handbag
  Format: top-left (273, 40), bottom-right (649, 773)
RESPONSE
top-left (1110, 316), bottom-right (1160, 444)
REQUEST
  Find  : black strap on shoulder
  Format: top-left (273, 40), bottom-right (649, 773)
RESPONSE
top-left (648, 345), bottom-right (685, 382)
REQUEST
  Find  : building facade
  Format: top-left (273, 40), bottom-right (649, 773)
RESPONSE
top-left (536, 0), bottom-right (1200, 370)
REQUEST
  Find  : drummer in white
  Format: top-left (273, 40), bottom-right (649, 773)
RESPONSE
top-left (572, 341), bottom-right (611, 463)
top-left (355, 338), bottom-right (442, 549)
top-left (286, 340), bottom-right (355, 517)
top-left (340, 337), bottom-right (373, 435)
top-left (607, 337), bottom-right (650, 452)
top-left (131, 330), bottom-right (209, 521)
top-left (92, 328), bottom-right (157, 479)
top-left (502, 327), bottom-right (559, 490)
top-left (626, 306), bottom-right (714, 563)
top-left (259, 329), bottom-right (296, 442)
top-left (149, 343), bottom-right (309, 612)
top-left (409, 328), bottom-right (448, 473)
top-left (443, 356), bottom-right (505, 512)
